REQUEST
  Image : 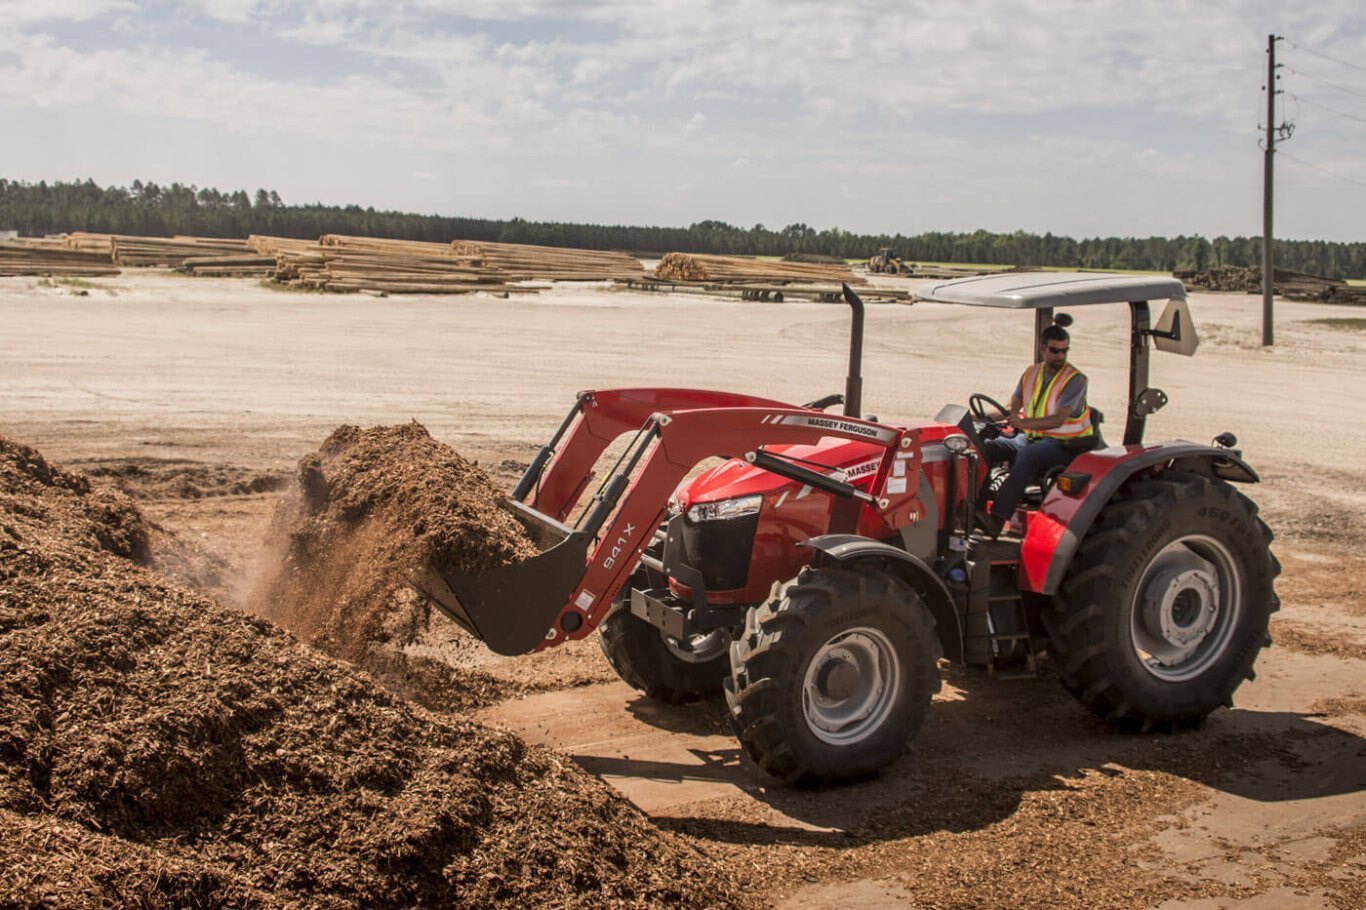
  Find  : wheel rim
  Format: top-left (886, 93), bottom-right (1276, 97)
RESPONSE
top-left (1130, 534), bottom-right (1243, 682)
top-left (801, 627), bottom-right (901, 745)
top-left (661, 629), bottom-right (728, 664)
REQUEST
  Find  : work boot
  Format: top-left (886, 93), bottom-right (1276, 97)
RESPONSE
top-left (976, 510), bottom-right (1006, 539)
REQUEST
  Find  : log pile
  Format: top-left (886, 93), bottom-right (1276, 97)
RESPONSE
top-left (247, 235), bottom-right (320, 257)
top-left (0, 242), bottom-right (119, 277)
top-left (113, 235), bottom-right (252, 266)
top-left (60, 233), bottom-right (252, 266)
top-left (262, 234), bottom-right (513, 295)
top-left (782, 252), bottom-right (848, 264)
top-left (450, 239), bottom-right (644, 281)
top-left (902, 264), bottom-right (1022, 279)
top-left (62, 232), bottom-right (118, 255)
top-left (245, 234), bottom-right (640, 293)
top-left (1323, 285), bottom-right (1366, 305)
top-left (1178, 266), bottom-right (1333, 295)
top-left (653, 252), bottom-right (862, 284)
top-left (178, 254), bottom-right (278, 277)
top-left (1175, 266), bottom-right (1364, 304)
top-left (15, 236), bottom-right (72, 252)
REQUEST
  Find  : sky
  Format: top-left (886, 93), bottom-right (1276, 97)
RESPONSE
top-left (1, 1), bottom-right (1363, 242)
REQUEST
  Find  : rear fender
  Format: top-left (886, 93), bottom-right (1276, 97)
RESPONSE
top-left (1021, 442), bottom-right (1260, 595)
top-left (802, 535), bottom-right (962, 663)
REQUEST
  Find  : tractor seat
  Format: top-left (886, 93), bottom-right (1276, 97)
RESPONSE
top-left (1018, 408), bottom-right (1106, 508)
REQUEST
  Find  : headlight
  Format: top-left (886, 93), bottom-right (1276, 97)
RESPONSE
top-left (687, 494), bottom-right (762, 523)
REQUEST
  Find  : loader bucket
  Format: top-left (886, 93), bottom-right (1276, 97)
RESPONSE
top-left (410, 499), bottom-right (594, 656)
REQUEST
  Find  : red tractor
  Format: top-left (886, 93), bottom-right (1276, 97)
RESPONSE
top-left (414, 272), bottom-right (1279, 786)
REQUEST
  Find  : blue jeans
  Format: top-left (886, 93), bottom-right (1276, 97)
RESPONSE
top-left (981, 434), bottom-right (1080, 520)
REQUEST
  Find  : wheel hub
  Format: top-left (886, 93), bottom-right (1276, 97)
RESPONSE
top-left (1131, 535), bottom-right (1243, 682)
top-left (1142, 566), bottom-right (1220, 651)
top-left (814, 651), bottom-right (859, 701)
top-left (802, 628), bottom-right (901, 746)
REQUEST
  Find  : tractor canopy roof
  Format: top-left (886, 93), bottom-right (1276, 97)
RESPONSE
top-left (914, 271), bottom-right (1186, 309)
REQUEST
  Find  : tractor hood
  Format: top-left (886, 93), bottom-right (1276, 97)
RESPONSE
top-left (675, 437), bottom-right (885, 511)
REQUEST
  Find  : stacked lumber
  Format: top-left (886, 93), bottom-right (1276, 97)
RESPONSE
top-left (320, 234), bottom-right (464, 256)
top-left (266, 235), bottom-right (512, 295)
top-left (63, 232), bottom-right (117, 255)
top-left (653, 252), bottom-right (862, 284)
top-left (449, 239), bottom-right (644, 281)
top-left (178, 254), bottom-right (278, 277)
top-left (18, 236), bottom-right (73, 252)
top-left (60, 233), bottom-right (252, 266)
top-left (0, 242), bottom-right (119, 277)
top-left (782, 252), bottom-right (848, 264)
top-left (621, 277), bottom-right (910, 303)
top-left (1325, 285), bottom-right (1366, 305)
top-left (247, 235), bottom-right (321, 257)
top-left (1175, 266), bottom-right (1349, 302)
top-left (111, 235), bottom-right (251, 267)
top-left (902, 264), bottom-right (1019, 279)
top-left (1174, 263), bottom-right (1366, 303)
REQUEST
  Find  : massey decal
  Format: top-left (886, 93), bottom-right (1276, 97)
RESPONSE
top-left (844, 458), bottom-right (881, 480)
top-left (766, 414), bottom-right (899, 444)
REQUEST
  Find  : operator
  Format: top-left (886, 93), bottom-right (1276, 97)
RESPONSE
top-left (978, 324), bottom-right (1095, 537)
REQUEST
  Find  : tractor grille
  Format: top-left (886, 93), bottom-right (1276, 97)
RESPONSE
top-left (666, 512), bottom-right (759, 592)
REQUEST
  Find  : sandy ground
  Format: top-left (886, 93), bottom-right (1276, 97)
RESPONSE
top-left (3, 270), bottom-right (1365, 907)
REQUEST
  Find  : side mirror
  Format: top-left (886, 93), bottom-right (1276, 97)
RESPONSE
top-left (1153, 298), bottom-right (1199, 356)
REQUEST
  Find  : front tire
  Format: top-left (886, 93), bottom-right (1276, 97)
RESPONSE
top-left (1045, 471), bottom-right (1279, 729)
top-left (725, 566), bottom-right (942, 786)
top-left (598, 601), bottom-right (729, 704)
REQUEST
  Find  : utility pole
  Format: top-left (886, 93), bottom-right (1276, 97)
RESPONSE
top-left (1262, 34), bottom-right (1281, 347)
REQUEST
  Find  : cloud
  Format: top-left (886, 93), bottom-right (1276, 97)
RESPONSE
top-left (0, 0), bottom-right (135, 23)
top-left (3, 1), bottom-right (1363, 238)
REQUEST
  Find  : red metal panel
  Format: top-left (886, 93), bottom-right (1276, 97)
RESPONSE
top-left (1018, 444), bottom-right (1164, 591)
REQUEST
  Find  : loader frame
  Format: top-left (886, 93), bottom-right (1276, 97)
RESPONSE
top-left (413, 387), bottom-right (922, 655)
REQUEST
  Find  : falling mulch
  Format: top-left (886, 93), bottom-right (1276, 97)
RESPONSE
top-left (248, 422), bottom-right (544, 713)
top-left (0, 433), bottom-right (753, 909)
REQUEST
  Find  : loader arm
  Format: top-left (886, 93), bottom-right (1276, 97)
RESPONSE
top-left (413, 394), bottom-right (920, 656)
top-left (522, 388), bottom-right (802, 523)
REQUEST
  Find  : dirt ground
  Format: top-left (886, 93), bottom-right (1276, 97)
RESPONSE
top-left (3, 270), bottom-right (1365, 907)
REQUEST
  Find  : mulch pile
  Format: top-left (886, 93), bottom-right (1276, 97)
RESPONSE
top-left (248, 422), bottom-right (542, 713)
top-left (0, 433), bottom-right (751, 908)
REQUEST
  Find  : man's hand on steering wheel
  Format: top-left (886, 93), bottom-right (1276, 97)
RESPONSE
top-left (968, 392), bottom-right (1015, 440)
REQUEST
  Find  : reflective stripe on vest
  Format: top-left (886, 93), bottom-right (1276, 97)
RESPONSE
top-left (1020, 362), bottom-right (1093, 440)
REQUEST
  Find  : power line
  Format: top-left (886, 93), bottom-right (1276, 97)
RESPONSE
top-left (1285, 39), bottom-right (1366, 76)
top-left (1283, 65), bottom-right (1366, 103)
top-left (1289, 92), bottom-right (1366, 128)
top-left (1278, 150), bottom-right (1366, 191)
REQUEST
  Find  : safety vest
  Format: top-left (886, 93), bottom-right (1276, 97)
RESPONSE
top-left (1020, 362), bottom-right (1093, 440)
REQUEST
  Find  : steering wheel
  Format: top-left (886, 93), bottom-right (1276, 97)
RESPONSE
top-left (968, 392), bottom-right (1012, 439)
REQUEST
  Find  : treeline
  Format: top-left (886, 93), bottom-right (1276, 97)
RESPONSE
top-left (3, 178), bottom-right (1363, 279)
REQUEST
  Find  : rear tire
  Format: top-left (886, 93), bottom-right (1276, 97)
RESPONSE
top-left (725, 566), bottom-right (941, 786)
top-left (1045, 471), bottom-right (1279, 729)
top-left (598, 601), bottom-right (729, 704)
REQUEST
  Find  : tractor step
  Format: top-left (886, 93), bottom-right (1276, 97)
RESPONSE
top-left (963, 537), bottom-right (1042, 677)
